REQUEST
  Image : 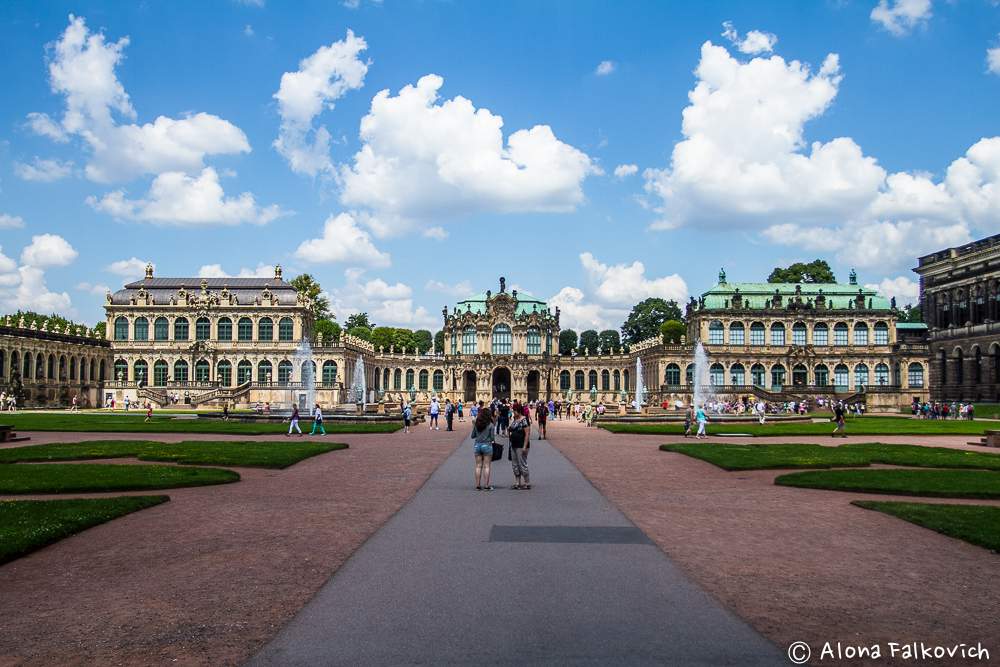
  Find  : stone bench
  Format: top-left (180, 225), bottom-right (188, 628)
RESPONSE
top-left (0, 424), bottom-right (30, 443)
top-left (971, 430), bottom-right (1000, 447)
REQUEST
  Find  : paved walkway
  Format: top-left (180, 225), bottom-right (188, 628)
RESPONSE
top-left (251, 431), bottom-right (783, 666)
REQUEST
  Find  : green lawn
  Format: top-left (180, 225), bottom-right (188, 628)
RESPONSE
top-left (0, 496), bottom-right (169, 565)
top-left (853, 501), bottom-right (1000, 552)
top-left (0, 440), bottom-right (347, 469)
top-left (0, 413), bottom-right (402, 434)
top-left (601, 416), bottom-right (991, 437)
top-left (774, 469), bottom-right (1000, 498)
top-left (0, 463), bottom-right (238, 494)
top-left (662, 442), bottom-right (1000, 471)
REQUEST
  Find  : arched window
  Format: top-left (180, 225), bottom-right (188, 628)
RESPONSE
top-left (770, 323), bottom-right (786, 346)
top-left (874, 321), bottom-right (889, 345)
top-left (574, 370), bottom-right (585, 391)
top-left (217, 360), bottom-right (232, 386)
top-left (813, 322), bottom-right (829, 346)
top-left (173, 360), bottom-right (189, 382)
top-left (114, 316), bottom-right (129, 341)
top-left (613, 369), bottom-right (621, 390)
top-left (750, 364), bottom-right (764, 387)
top-left (174, 317), bottom-right (189, 341)
top-left (907, 363), bottom-right (924, 388)
top-left (59, 355), bottom-right (67, 381)
top-left (834, 322), bottom-right (849, 346)
top-left (708, 320), bottom-right (724, 345)
top-left (855, 363), bottom-right (869, 388)
top-left (750, 322), bottom-right (765, 346)
top-left (153, 360), bottom-right (169, 386)
top-left (792, 322), bottom-right (807, 346)
top-left (462, 326), bottom-right (477, 354)
top-left (278, 317), bottom-right (294, 341)
top-left (975, 346), bottom-right (983, 384)
top-left (450, 331), bottom-right (457, 354)
top-left (792, 363), bottom-right (808, 386)
top-left (560, 370), bottom-right (571, 391)
top-left (196, 317), bottom-right (211, 340)
top-left (770, 364), bottom-right (786, 389)
top-left (730, 363), bottom-right (745, 386)
top-left (729, 322), bottom-right (745, 345)
top-left (419, 369), bottom-right (429, 390)
top-left (218, 317), bottom-right (232, 341)
top-left (322, 361), bottom-right (337, 386)
top-left (874, 362), bottom-right (889, 386)
top-left (433, 370), bottom-right (444, 392)
top-left (854, 322), bottom-right (869, 346)
top-left (623, 369), bottom-right (630, 390)
top-left (258, 318), bottom-right (273, 341)
top-left (834, 363), bottom-right (849, 388)
top-left (257, 360), bottom-right (273, 384)
top-left (383, 368), bottom-right (390, 389)
top-left (238, 317), bottom-right (253, 341)
top-left (134, 317), bottom-right (149, 341)
top-left (393, 368), bottom-right (402, 389)
top-left (134, 360), bottom-right (148, 385)
top-left (665, 363), bottom-right (681, 385)
top-left (526, 327), bottom-right (541, 354)
top-left (405, 369), bottom-right (415, 389)
top-left (114, 359), bottom-right (128, 382)
top-left (955, 348), bottom-right (964, 385)
top-left (601, 369), bottom-right (610, 390)
top-left (710, 363), bottom-right (724, 385)
top-left (69, 357), bottom-right (76, 380)
top-left (815, 364), bottom-right (829, 386)
top-left (546, 331), bottom-right (553, 355)
top-left (237, 360), bottom-right (253, 384)
top-left (301, 360), bottom-right (316, 384)
top-left (277, 360), bottom-right (293, 385)
top-left (154, 317), bottom-right (169, 341)
top-left (195, 359), bottom-right (211, 382)
top-left (492, 324), bottom-right (512, 355)
top-left (22, 353), bottom-right (31, 381)
top-left (685, 364), bottom-right (695, 386)
top-left (36, 353), bottom-right (44, 380)
top-left (588, 370), bottom-right (598, 390)
top-left (99, 359), bottom-right (106, 381)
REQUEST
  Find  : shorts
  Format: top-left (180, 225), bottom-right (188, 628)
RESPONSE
top-left (474, 442), bottom-right (493, 457)
top-left (404, 418), bottom-right (411, 426)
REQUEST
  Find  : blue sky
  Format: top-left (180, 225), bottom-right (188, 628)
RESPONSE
top-left (2, 0), bottom-right (999, 331)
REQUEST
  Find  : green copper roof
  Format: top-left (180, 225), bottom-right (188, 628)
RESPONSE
top-left (455, 291), bottom-right (549, 316)
top-left (896, 322), bottom-right (928, 330)
top-left (701, 282), bottom-right (892, 310)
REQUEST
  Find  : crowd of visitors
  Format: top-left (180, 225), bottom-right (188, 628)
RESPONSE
top-left (0, 391), bottom-right (17, 411)
top-left (911, 400), bottom-right (976, 419)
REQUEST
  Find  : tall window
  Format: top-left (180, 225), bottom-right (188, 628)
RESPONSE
top-left (405, 369), bottom-right (415, 389)
top-left (574, 370), bottom-right (585, 391)
top-left (750, 322), bottom-right (765, 346)
top-left (751, 364), bottom-right (765, 386)
top-left (874, 363), bottom-right (889, 386)
top-left (770, 323), bottom-right (785, 346)
top-left (588, 370), bottom-right (598, 390)
top-left (492, 324), bottom-right (512, 355)
top-left (302, 361), bottom-right (316, 385)
top-left (133, 360), bottom-right (148, 385)
top-left (114, 359), bottom-right (128, 381)
top-left (708, 320), bottom-right (724, 345)
top-left (526, 327), bottom-right (541, 354)
top-left (855, 363), bottom-right (869, 388)
top-left (770, 364), bottom-right (786, 389)
top-left (433, 370), bottom-right (444, 392)
top-left (114, 317), bottom-right (129, 341)
top-left (792, 322), bottom-right (807, 346)
top-left (218, 317), bottom-right (232, 341)
top-left (813, 323), bottom-right (829, 346)
top-left (614, 369), bottom-right (621, 391)
top-left (729, 322), bottom-right (745, 345)
top-left (173, 360), bottom-right (189, 382)
top-left (196, 317), bottom-right (211, 340)
top-left (546, 331), bottom-right (553, 355)
top-left (238, 317), bottom-right (253, 341)
top-left (601, 369), bottom-right (610, 390)
top-left (730, 363), bottom-right (745, 386)
top-left (665, 363), bottom-right (681, 385)
top-left (217, 360), bottom-right (232, 386)
top-left (322, 361), bottom-right (337, 386)
top-left (854, 322), bottom-right (869, 346)
top-left (195, 359), bottom-right (210, 382)
top-left (462, 326), bottom-right (477, 354)
top-left (174, 317), bottom-right (189, 341)
top-left (134, 317), bottom-right (149, 341)
top-left (685, 365), bottom-right (694, 386)
top-left (258, 318), bottom-right (273, 341)
top-left (815, 364), bottom-right (829, 386)
top-left (907, 362), bottom-right (924, 388)
top-left (834, 364), bottom-right (849, 387)
top-left (874, 322), bottom-right (889, 345)
top-left (450, 331), bottom-right (457, 355)
top-left (278, 317), bottom-right (294, 341)
top-left (419, 369), bottom-right (429, 390)
top-left (237, 360), bottom-right (252, 384)
top-left (153, 360), bottom-right (168, 386)
top-left (154, 317), bottom-right (169, 341)
top-left (710, 363), bottom-right (724, 385)
top-left (393, 369), bottom-right (402, 389)
top-left (560, 370), bottom-right (571, 390)
top-left (834, 323), bottom-right (849, 346)
top-left (278, 360), bottom-right (293, 384)
top-left (258, 360), bottom-right (273, 384)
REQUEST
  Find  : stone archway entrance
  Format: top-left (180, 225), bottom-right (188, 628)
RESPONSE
top-left (463, 371), bottom-right (477, 403)
top-left (492, 367), bottom-right (511, 400)
top-left (526, 370), bottom-right (540, 402)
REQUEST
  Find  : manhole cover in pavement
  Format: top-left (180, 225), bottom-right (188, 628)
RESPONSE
top-left (489, 525), bottom-right (652, 544)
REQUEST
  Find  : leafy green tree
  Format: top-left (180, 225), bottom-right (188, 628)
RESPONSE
top-left (3, 310), bottom-right (94, 334)
top-left (901, 304), bottom-right (923, 323)
top-left (621, 298), bottom-right (683, 344)
top-left (314, 318), bottom-right (341, 344)
top-left (391, 328), bottom-right (418, 352)
top-left (598, 329), bottom-right (621, 352)
top-left (93, 321), bottom-right (106, 338)
top-left (579, 329), bottom-right (599, 354)
top-left (345, 312), bottom-right (374, 331)
top-left (346, 325), bottom-right (372, 341)
top-left (559, 329), bottom-right (578, 355)
top-left (660, 319), bottom-right (686, 344)
top-left (370, 326), bottom-right (395, 350)
top-left (767, 260), bottom-right (836, 284)
top-left (434, 330), bottom-right (445, 354)
top-left (290, 274), bottom-right (331, 319)
top-left (413, 329), bottom-right (433, 354)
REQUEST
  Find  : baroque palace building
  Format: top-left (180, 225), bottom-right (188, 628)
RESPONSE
top-left (915, 233), bottom-right (1000, 402)
top-left (0, 264), bottom-right (929, 410)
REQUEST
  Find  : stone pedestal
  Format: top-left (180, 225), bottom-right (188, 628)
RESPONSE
top-left (618, 404), bottom-right (626, 415)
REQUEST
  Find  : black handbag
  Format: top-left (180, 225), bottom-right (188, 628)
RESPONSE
top-left (491, 441), bottom-right (503, 461)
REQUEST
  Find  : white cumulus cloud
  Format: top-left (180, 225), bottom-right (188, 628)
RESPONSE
top-left (548, 286), bottom-right (620, 331)
top-left (14, 157), bottom-right (74, 182)
top-left (871, 0), bottom-right (932, 36)
top-left (721, 21), bottom-right (777, 54)
top-left (20, 234), bottom-right (78, 268)
top-left (426, 279), bottom-right (473, 297)
top-left (595, 60), bottom-right (616, 76)
top-left (865, 276), bottom-right (920, 306)
top-left (579, 252), bottom-right (688, 305)
top-left (197, 263), bottom-right (273, 278)
top-left (0, 214), bottom-right (26, 229)
top-left (106, 257), bottom-right (152, 279)
top-left (295, 212), bottom-right (390, 267)
top-left (328, 269), bottom-right (436, 328)
top-left (614, 164), bottom-right (638, 179)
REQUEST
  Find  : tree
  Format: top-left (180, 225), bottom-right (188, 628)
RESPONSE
top-left (346, 325), bottom-right (372, 342)
top-left (4, 310), bottom-right (94, 334)
top-left (392, 328), bottom-right (418, 352)
top-left (901, 304), bottom-right (923, 323)
top-left (434, 330), bottom-right (445, 354)
top-left (93, 321), bottom-right (106, 338)
top-left (370, 326), bottom-right (395, 350)
top-left (344, 312), bottom-right (374, 331)
top-left (414, 329), bottom-right (433, 354)
top-left (579, 329), bottom-right (599, 354)
top-left (621, 298), bottom-right (683, 344)
top-left (660, 319), bottom-right (686, 344)
top-left (559, 329), bottom-right (578, 355)
top-left (290, 274), bottom-right (331, 319)
top-left (767, 260), bottom-right (836, 284)
top-left (598, 329), bottom-right (621, 352)
top-left (314, 318), bottom-right (341, 344)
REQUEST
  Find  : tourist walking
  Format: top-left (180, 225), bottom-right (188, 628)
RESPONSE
top-left (222, 403), bottom-right (229, 421)
top-left (832, 402), bottom-right (847, 438)
top-left (429, 396), bottom-right (440, 430)
top-left (310, 403), bottom-right (326, 436)
top-left (71, 394), bottom-right (78, 411)
top-left (457, 399), bottom-right (464, 422)
top-left (684, 406), bottom-right (694, 437)
top-left (287, 404), bottom-right (302, 436)
top-left (402, 402), bottom-right (412, 433)
top-left (445, 399), bottom-right (454, 431)
top-left (508, 408), bottom-right (531, 490)
top-left (695, 405), bottom-right (708, 439)
top-left (471, 408), bottom-right (495, 491)
top-left (145, 402), bottom-right (153, 422)
top-left (536, 400), bottom-right (548, 439)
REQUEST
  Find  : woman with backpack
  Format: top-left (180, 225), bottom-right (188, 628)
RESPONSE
top-left (402, 402), bottom-right (412, 434)
top-left (471, 407), bottom-right (495, 491)
top-left (508, 405), bottom-right (531, 490)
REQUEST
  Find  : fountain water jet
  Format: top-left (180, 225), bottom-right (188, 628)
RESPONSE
top-left (292, 339), bottom-right (316, 411)
top-left (633, 356), bottom-right (645, 412)
top-left (692, 341), bottom-right (718, 410)
top-left (350, 356), bottom-right (367, 409)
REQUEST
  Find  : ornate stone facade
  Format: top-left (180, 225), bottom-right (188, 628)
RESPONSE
top-left (915, 233), bottom-right (1000, 402)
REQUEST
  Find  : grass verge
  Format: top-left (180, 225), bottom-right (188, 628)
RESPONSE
top-left (0, 463), bottom-right (238, 494)
top-left (0, 413), bottom-right (402, 435)
top-left (0, 440), bottom-right (347, 469)
top-left (602, 416), bottom-right (990, 437)
top-left (774, 469), bottom-right (1000, 499)
top-left (853, 501), bottom-right (1000, 552)
top-left (0, 496), bottom-right (168, 565)
top-left (661, 442), bottom-right (1000, 471)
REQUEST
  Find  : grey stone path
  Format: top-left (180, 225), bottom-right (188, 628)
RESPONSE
top-left (250, 431), bottom-right (783, 666)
